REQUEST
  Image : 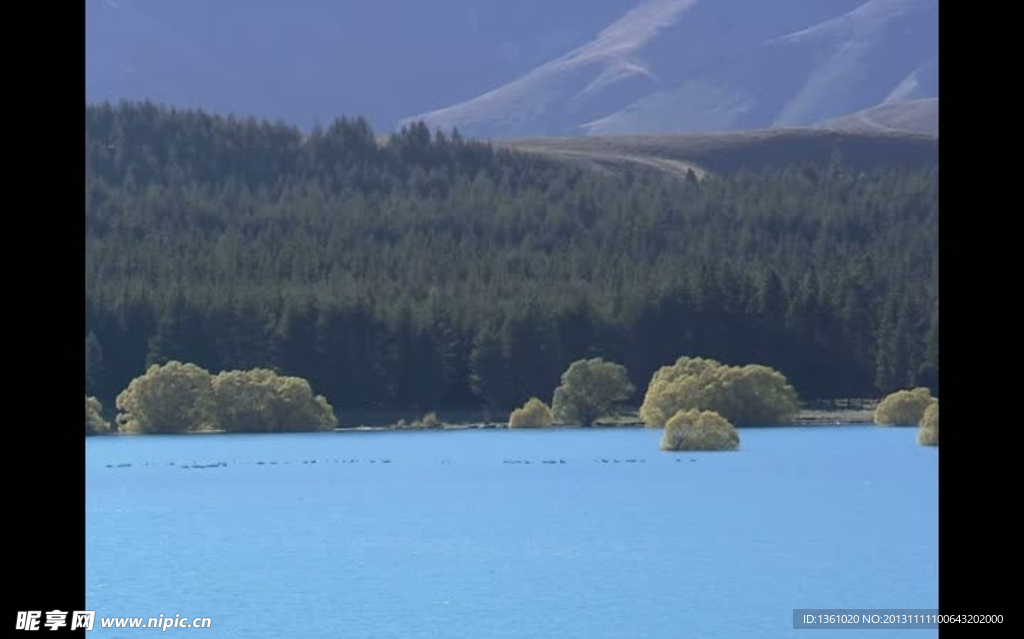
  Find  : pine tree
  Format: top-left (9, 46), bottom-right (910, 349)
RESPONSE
top-left (85, 331), bottom-right (108, 399)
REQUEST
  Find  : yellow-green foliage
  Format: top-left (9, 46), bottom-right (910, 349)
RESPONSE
top-left (212, 368), bottom-right (337, 433)
top-left (661, 409), bottom-right (739, 451)
top-left (551, 358), bottom-right (634, 425)
top-left (875, 387), bottom-right (934, 426)
top-left (116, 362), bottom-right (336, 434)
top-left (917, 401), bottom-right (938, 446)
top-left (86, 396), bottom-right (110, 435)
top-left (701, 365), bottom-right (800, 426)
top-left (508, 397), bottom-right (554, 428)
top-left (116, 361), bottom-right (216, 434)
top-left (640, 356), bottom-right (799, 427)
top-left (412, 411), bottom-right (441, 428)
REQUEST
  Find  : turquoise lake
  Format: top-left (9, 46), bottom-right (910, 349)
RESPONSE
top-left (86, 426), bottom-right (938, 638)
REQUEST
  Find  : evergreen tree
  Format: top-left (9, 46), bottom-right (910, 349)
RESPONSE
top-left (85, 331), bottom-right (108, 398)
top-left (86, 102), bottom-right (938, 411)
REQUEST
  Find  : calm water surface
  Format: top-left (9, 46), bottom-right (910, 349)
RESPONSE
top-left (87, 426), bottom-right (937, 638)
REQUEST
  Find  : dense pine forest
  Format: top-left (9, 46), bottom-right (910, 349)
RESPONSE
top-left (85, 102), bottom-right (938, 416)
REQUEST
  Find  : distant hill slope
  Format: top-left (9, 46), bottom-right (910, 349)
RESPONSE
top-left (499, 128), bottom-right (937, 179)
top-left (815, 98), bottom-right (937, 136)
top-left (403, 0), bottom-right (937, 137)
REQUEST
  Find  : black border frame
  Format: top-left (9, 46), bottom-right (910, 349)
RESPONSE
top-left (13, 0), bottom-right (1015, 636)
top-left (11, 1), bottom-right (86, 635)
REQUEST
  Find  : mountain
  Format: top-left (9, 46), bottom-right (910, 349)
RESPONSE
top-left (86, 0), bottom-right (637, 133)
top-left (87, 0), bottom-right (937, 138)
top-left (402, 0), bottom-right (937, 137)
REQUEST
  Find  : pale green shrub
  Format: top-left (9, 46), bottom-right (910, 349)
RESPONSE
top-left (552, 358), bottom-right (634, 425)
top-left (917, 401), bottom-right (938, 446)
top-left (86, 396), bottom-right (110, 435)
top-left (509, 397), bottom-right (554, 428)
top-left (116, 361), bottom-right (215, 434)
top-left (641, 356), bottom-right (799, 427)
top-left (661, 409), bottom-right (739, 451)
top-left (875, 387), bottom-right (934, 426)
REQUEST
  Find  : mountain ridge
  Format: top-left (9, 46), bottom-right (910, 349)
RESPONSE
top-left (87, 0), bottom-right (937, 138)
top-left (402, 0), bottom-right (937, 137)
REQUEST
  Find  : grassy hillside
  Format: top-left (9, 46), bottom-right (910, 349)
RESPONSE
top-left (500, 128), bottom-right (937, 179)
top-left (815, 98), bottom-right (938, 136)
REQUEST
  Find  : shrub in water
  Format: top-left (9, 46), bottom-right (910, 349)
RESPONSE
top-left (640, 356), bottom-right (799, 427)
top-left (509, 397), bottom-right (554, 428)
top-left (875, 387), bottom-right (934, 426)
top-left (551, 358), bottom-right (634, 426)
top-left (660, 409), bottom-right (739, 451)
top-left (86, 396), bottom-right (110, 435)
top-left (212, 368), bottom-right (337, 433)
top-left (116, 361), bottom-right (215, 434)
top-left (917, 401), bottom-right (938, 446)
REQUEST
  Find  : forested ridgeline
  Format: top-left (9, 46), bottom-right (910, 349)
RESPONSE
top-left (85, 102), bottom-right (938, 415)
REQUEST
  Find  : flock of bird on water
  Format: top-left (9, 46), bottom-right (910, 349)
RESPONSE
top-left (103, 457), bottom-right (702, 469)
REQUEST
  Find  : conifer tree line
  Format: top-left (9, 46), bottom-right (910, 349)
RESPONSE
top-left (85, 102), bottom-right (938, 414)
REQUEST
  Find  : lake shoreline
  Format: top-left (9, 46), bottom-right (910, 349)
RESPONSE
top-left (340, 409), bottom-right (875, 432)
top-left (94, 409), bottom-right (875, 435)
